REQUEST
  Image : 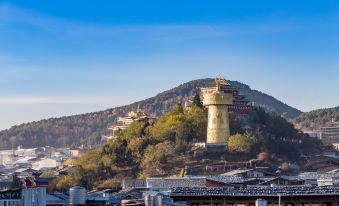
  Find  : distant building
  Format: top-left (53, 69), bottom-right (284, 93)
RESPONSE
top-left (32, 158), bottom-right (59, 171)
top-left (69, 148), bottom-right (87, 158)
top-left (145, 177), bottom-right (227, 189)
top-left (319, 122), bottom-right (339, 150)
top-left (15, 146), bottom-right (38, 157)
top-left (298, 172), bottom-right (339, 186)
top-left (15, 168), bottom-right (37, 178)
top-left (0, 187), bottom-right (46, 206)
top-left (221, 169), bottom-right (266, 178)
top-left (305, 154), bottom-right (339, 172)
top-left (0, 150), bottom-right (15, 166)
top-left (14, 156), bottom-right (37, 168)
top-left (304, 130), bottom-right (318, 138)
top-left (103, 107), bottom-right (157, 140)
top-left (0, 146), bottom-right (43, 166)
top-left (317, 177), bottom-right (339, 186)
top-left (0, 174), bottom-right (13, 191)
top-left (46, 193), bottom-right (69, 206)
top-left (170, 186), bottom-right (339, 206)
top-left (184, 99), bottom-right (193, 111)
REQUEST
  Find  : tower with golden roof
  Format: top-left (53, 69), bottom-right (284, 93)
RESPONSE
top-left (201, 76), bottom-right (234, 146)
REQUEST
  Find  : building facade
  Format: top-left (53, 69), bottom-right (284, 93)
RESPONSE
top-left (319, 124), bottom-right (339, 150)
top-left (170, 186), bottom-right (339, 206)
top-left (103, 108), bottom-right (157, 140)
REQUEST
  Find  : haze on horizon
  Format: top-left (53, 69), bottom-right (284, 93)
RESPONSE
top-left (0, 0), bottom-right (338, 130)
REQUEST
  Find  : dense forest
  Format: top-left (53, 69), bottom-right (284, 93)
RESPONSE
top-left (50, 103), bottom-right (323, 192)
top-left (0, 78), bottom-right (302, 149)
top-left (294, 106), bottom-right (339, 130)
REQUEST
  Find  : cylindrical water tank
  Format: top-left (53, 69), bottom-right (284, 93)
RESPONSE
top-left (144, 194), bottom-right (151, 206)
top-left (70, 186), bottom-right (87, 205)
top-left (255, 198), bottom-right (267, 206)
top-left (154, 193), bottom-right (163, 206)
top-left (37, 187), bottom-right (46, 206)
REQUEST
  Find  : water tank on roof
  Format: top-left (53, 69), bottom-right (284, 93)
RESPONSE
top-left (144, 194), bottom-right (152, 206)
top-left (154, 193), bottom-right (163, 206)
top-left (70, 186), bottom-right (87, 205)
top-left (255, 198), bottom-right (267, 206)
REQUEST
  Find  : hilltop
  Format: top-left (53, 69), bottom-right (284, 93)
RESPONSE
top-left (0, 78), bottom-right (302, 149)
top-left (51, 105), bottom-right (323, 192)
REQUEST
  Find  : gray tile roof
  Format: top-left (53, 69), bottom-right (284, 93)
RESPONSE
top-left (170, 186), bottom-right (339, 197)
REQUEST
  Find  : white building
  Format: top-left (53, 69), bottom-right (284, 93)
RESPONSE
top-left (319, 123), bottom-right (339, 150)
top-left (0, 150), bottom-right (16, 166)
top-left (32, 158), bottom-right (59, 171)
top-left (15, 146), bottom-right (38, 157)
top-left (304, 130), bottom-right (318, 138)
top-left (0, 147), bottom-right (38, 166)
top-left (14, 156), bottom-right (37, 168)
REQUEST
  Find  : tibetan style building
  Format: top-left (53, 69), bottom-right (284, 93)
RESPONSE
top-left (103, 108), bottom-right (157, 140)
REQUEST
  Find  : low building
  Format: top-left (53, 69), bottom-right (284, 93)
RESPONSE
top-left (0, 187), bottom-right (46, 206)
top-left (32, 158), bottom-right (59, 171)
top-left (221, 168), bottom-right (276, 178)
top-left (14, 156), bottom-right (37, 168)
top-left (0, 174), bottom-right (13, 191)
top-left (70, 148), bottom-right (88, 158)
top-left (185, 161), bottom-right (250, 176)
top-left (87, 189), bottom-right (119, 206)
top-left (35, 177), bottom-right (55, 187)
top-left (170, 186), bottom-right (339, 206)
top-left (317, 178), bottom-right (339, 186)
top-left (0, 150), bottom-right (16, 166)
top-left (146, 177), bottom-right (227, 189)
top-left (304, 154), bottom-right (339, 172)
top-left (298, 172), bottom-right (339, 186)
top-left (46, 193), bottom-right (68, 206)
top-left (15, 168), bottom-right (37, 178)
top-left (222, 169), bottom-right (265, 178)
top-left (122, 179), bottom-right (146, 190)
top-left (304, 130), bottom-right (318, 138)
top-left (15, 146), bottom-right (38, 157)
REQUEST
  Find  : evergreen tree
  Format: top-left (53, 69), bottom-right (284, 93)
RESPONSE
top-left (193, 93), bottom-right (203, 108)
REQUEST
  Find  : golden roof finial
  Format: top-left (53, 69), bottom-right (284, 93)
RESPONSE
top-left (215, 75), bottom-right (230, 91)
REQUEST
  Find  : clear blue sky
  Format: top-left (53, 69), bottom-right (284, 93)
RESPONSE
top-left (0, 0), bottom-right (338, 130)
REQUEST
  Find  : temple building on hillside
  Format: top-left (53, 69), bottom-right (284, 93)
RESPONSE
top-left (103, 107), bottom-right (157, 140)
top-left (227, 87), bottom-right (253, 114)
top-left (200, 76), bottom-right (252, 147)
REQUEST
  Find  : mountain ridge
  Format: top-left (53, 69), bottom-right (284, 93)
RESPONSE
top-left (294, 106), bottom-right (339, 130)
top-left (0, 78), bottom-right (302, 149)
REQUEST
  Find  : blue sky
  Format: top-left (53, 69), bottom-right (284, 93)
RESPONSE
top-left (0, 0), bottom-right (338, 130)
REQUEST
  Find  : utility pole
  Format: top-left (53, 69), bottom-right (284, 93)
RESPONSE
top-left (278, 194), bottom-right (281, 206)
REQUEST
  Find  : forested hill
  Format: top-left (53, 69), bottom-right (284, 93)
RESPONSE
top-left (294, 106), bottom-right (339, 130)
top-left (0, 78), bottom-right (301, 149)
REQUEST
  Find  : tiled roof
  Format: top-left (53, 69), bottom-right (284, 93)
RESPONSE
top-left (146, 177), bottom-right (206, 188)
top-left (170, 186), bottom-right (339, 197)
